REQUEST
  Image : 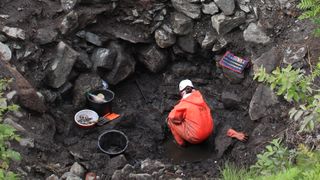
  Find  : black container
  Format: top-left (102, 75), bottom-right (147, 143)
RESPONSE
top-left (86, 89), bottom-right (114, 116)
top-left (98, 130), bottom-right (129, 155)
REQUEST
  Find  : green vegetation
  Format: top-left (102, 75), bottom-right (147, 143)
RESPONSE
top-left (0, 79), bottom-right (21, 180)
top-left (298, 0), bottom-right (320, 36)
top-left (254, 63), bottom-right (320, 132)
top-left (222, 2), bottom-right (320, 179)
top-left (221, 141), bottom-right (320, 180)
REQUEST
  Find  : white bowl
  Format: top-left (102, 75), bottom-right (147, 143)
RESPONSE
top-left (74, 109), bottom-right (99, 128)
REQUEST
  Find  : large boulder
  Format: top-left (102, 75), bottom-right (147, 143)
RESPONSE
top-left (171, 12), bottom-right (194, 35)
top-left (177, 34), bottom-right (198, 54)
top-left (137, 44), bottom-right (168, 73)
top-left (47, 41), bottom-right (79, 88)
top-left (59, 11), bottom-right (79, 35)
top-left (253, 47), bottom-right (281, 74)
top-left (103, 42), bottom-right (136, 85)
top-left (171, 0), bottom-right (201, 19)
top-left (154, 28), bottom-right (176, 48)
top-left (214, 0), bottom-right (235, 15)
top-left (249, 85), bottom-right (278, 121)
top-left (211, 12), bottom-right (246, 34)
top-left (243, 23), bottom-right (270, 44)
top-left (0, 42), bottom-right (11, 61)
top-left (91, 48), bottom-right (117, 71)
top-left (73, 73), bottom-right (103, 108)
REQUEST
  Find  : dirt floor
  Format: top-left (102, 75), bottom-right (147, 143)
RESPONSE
top-left (1, 0), bottom-right (319, 179)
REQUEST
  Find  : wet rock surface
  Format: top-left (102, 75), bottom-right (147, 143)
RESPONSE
top-left (0, 0), bottom-right (313, 179)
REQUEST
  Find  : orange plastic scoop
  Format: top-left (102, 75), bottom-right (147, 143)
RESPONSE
top-left (104, 113), bottom-right (120, 121)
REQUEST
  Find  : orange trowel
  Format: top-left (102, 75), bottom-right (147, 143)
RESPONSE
top-left (97, 113), bottom-right (120, 126)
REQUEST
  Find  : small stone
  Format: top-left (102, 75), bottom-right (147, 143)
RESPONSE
top-left (171, 12), bottom-right (194, 35)
top-left (61, 172), bottom-right (81, 180)
top-left (35, 28), bottom-right (58, 45)
top-left (211, 12), bottom-right (246, 34)
top-left (2, 26), bottom-right (26, 40)
top-left (46, 174), bottom-right (59, 180)
top-left (0, 98), bottom-right (7, 109)
top-left (3, 118), bottom-right (26, 132)
top-left (128, 173), bottom-right (152, 180)
top-left (19, 138), bottom-right (35, 148)
top-left (155, 28), bottom-right (176, 48)
top-left (59, 11), bottom-right (79, 35)
top-left (0, 42), bottom-right (12, 61)
top-left (121, 164), bottom-right (134, 175)
top-left (0, 34), bottom-right (7, 42)
top-left (85, 32), bottom-right (103, 46)
top-left (132, 9), bottom-right (139, 17)
top-left (61, 0), bottom-right (78, 11)
top-left (177, 34), bottom-right (198, 54)
top-left (202, 2), bottom-right (219, 15)
top-left (283, 45), bottom-right (307, 67)
top-left (212, 37), bottom-right (227, 52)
top-left (171, 0), bottom-right (201, 19)
top-left (201, 31), bottom-right (217, 49)
top-left (91, 48), bottom-right (116, 71)
top-left (70, 162), bottom-right (85, 177)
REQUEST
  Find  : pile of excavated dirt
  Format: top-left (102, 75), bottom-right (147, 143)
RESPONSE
top-left (1, 0), bottom-right (319, 179)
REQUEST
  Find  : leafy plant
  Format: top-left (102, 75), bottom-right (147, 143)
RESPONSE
top-left (298, 0), bottom-right (320, 36)
top-left (254, 63), bottom-right (320, 132)
top-left (221, 142), bottom-right (320, 180)
top-left (250, 138), bottom-right (295, 176)
top-left (0, 79), bottom-right (21, 179)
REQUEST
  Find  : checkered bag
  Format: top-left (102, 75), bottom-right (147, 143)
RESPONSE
top-left (219, 51), bottom-right (249, 74)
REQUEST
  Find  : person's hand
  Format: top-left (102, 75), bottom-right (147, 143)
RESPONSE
top-left (227, 128), bottom-right (248, 142)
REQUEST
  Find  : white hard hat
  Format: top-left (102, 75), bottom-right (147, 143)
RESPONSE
top-left (179, 79), bottom-right (194, 92)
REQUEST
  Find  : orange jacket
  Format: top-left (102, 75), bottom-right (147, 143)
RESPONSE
top-left (168, 90), bottom-right (214, 142)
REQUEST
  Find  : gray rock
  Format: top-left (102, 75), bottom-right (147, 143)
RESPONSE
top-left (202, 2), bottom-right (219, 15)
top-left (214, 0), bottom-right (235, 15)
top-left (0, 42), bottom-right (11, 61)
top-left (155, 28), bottom-right (176, 48)
top-left (109, 155), bottom-right (127, 170)
top-left (73, 73), bottom-right (103, 108)
top-left (283, 45), bottom-right (307, 68)
top-left (104, 23), bottom-right (151, 43)
top-left (171, 0), bottom-right (201, 19)
top-left (237, 0), bottom-right (251, 13)
top-left (221, 91), bottom-right (241, 109)
top-left (249, 85), bottom-right (278, 121)
top-left (61, 0), bottom-right (78, 11)
top-left (47, 41), bottom-right (79, 88)
top-left (103, 42), bottom-right (136, 85)
top-left (129, 173), bottom-right (152, 180)
top-left (253, 47), bottom-right (280, 74)
top-left (6, 91), bottom-right (17, 101)
top-left (60, 11), bottom-right (79, 35)
top-left (46, 174), bottom-right (59, 180)
top-left (212, 37), bottom-right (227, 52)
top-left (74, 51), bottom-right (92, 71)
top-left (0, 34), bottom-right (7, 42)
top-left (141, 158), bottom-right (165, 172)
top-left (243, 23), bottom-right (270, 44)
top-left (171, 12), bottom-right (193, 35)
top-left (85, 32), bottom-right (103, 46)
top-left (4, 118), bottom-right (26, 132)
top-left (177, 34), bottom-right (198, 54)
top-left (1, 26), bottom-right (26, 40)
top-left (111, 170), bottom-right (123, 180)
top-left (211, 12), bottom-right (246, 34)
top-left (19, 138), bottom-right (35, 148)
top-left (61, 172), bottom-right (81, 180)
top-left (41, 90), bottom-right (59, 103)
top-left (121, 164), bottom-right (134, 175)
top-left (201, 31), bottom-right (217, 49)
top-left (91, 48), bottom-right (117, 71)
top-left (35, 28), bottom-right (58, 45)
top-left (70, 162), bottom-right (85, 177)
top-left (137, 45), bottom-right (168, 73)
